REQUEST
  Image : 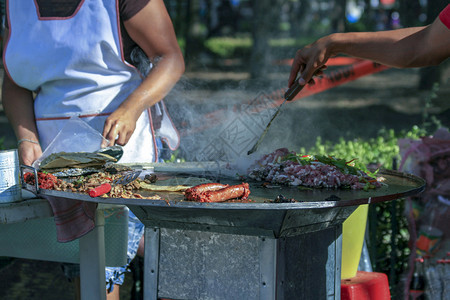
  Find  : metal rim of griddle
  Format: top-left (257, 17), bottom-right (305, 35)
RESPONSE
top-left (28, 169), bottom-right (426, 210)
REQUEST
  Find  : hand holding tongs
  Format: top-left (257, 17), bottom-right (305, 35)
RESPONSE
top-left (247, 80), bottom-right (305, 155)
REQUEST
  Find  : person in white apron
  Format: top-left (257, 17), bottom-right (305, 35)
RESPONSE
top-left (2, 0), bottom-right (184, 298)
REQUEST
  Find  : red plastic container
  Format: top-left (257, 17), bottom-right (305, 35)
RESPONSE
top-left (341, 271), bottom-right (391, 300)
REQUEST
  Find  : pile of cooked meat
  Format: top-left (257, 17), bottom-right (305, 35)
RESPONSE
top-left (23, 171), bottom-right (160, 199)
top-left (248, 148), bottom-right (383, 190)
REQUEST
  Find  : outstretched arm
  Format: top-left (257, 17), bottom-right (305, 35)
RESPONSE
top-left (102, 0), bottom-right (185, 146)
top-left (289, 15), bottom-right (450, 88)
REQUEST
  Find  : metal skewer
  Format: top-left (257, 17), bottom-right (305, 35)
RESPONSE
top-left (247, 80), bottom-right (305, 155)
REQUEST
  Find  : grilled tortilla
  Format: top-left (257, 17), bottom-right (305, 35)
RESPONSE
top-left (138, 176), bottom-right (213, 192)
top-left (40, 151), bottom-right (117, 170)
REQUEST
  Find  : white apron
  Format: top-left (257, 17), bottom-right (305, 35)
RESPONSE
top-left (4, 0), bottom-right (180, 163)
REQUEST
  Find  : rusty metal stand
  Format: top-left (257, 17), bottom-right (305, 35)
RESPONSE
top-left (144, 227), bottom-right (160, 300)
top-left (143, 225), bottom-right (343, 300)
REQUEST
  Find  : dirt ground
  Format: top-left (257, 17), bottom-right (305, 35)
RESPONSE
top-left (0, 64), bottom-right (449, 299)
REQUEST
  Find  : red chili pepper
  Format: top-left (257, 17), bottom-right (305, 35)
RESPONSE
top-left (89, 183), bottom-right (112, 197)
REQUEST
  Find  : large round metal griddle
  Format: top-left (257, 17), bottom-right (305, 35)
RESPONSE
top-left (35, 167), bottom-right (425, 237)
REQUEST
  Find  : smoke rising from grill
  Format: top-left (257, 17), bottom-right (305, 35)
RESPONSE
top-left (163, 75), bottom-right (286, 165)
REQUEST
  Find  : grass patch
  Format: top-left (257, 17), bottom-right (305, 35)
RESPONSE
top-left (202, 36), bottom-right (318, 58)
top-left (204, 37), bottom-right (252, 57)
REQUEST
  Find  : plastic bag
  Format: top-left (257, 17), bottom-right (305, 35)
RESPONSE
top-left (32, 116), bottom-right (109, 169)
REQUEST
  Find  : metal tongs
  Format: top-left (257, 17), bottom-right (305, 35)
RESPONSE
top-left (247, 80), bottom-right (305, 155)
top-left (89, 170), bottom-right (142, 197)
top-left (21, 165), bottom-right (40, 195)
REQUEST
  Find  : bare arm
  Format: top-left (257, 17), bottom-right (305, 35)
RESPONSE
top-left (2, 28), bottom-right (42, 165)
top-left (102, 0), bottom-right (185, 146)
top-left (289, 16), bottom-right (450, 88)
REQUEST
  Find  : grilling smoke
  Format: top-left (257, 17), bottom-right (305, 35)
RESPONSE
top-left (163, 75), bottom-right (286, 166)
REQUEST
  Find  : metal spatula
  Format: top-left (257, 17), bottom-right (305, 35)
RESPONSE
top-left (89, 170), bottom-right (142, 197)
top-left (247, 80), bottom-right (305, 155)
top-left (95, 145), bottom-right (124, 161)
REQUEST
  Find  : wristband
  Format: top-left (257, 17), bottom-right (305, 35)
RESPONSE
top-left (17, 139), bottom-right (40, 146)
